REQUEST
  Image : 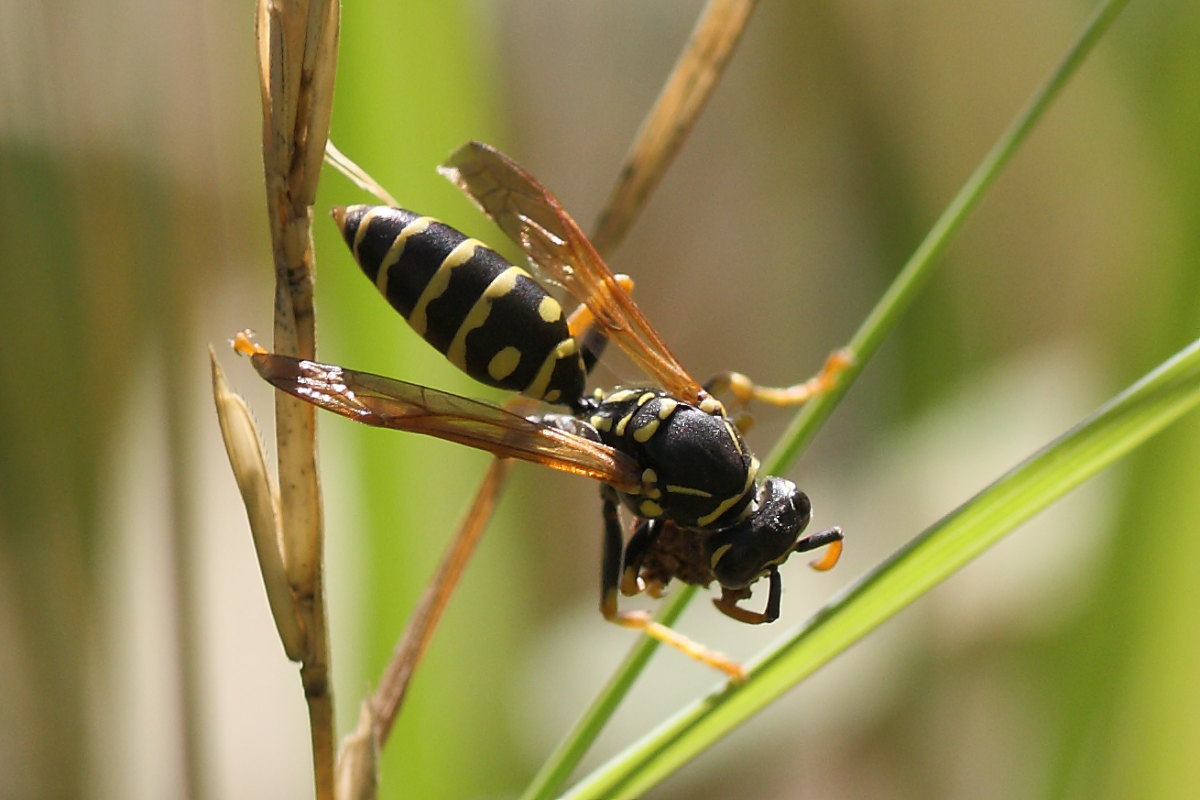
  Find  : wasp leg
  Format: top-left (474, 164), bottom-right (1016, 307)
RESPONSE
top-left (619, 517), bottom-right (663, 596)
top-left (707, 347), bottom-right (854, 417)
top-left (796, 526), bottom-right (844, 572)
top-left (712, 566), bottom-right (782, 625)
top-left (232, 329), bottom-right (267, 356)
top-left (713, 527), bottom-right (843, 624)
top-left (599, 486), bottom-right (747, 682)
top-left (600, 485), bottom-right (627, 614)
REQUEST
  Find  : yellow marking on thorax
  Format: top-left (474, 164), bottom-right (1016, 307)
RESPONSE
top-left (603, 388), bottom-right (639, 405)
top-left (665, 484), bottom-right (714, 498)
top-left (696, 457), bottom-right (759, 527)
top-left (445, 265), bottom-right (523, 370)
top-left (698, 395), bottom-right (725, 416)
top-left (614, 411), bottom-right (634, 438)
top-left (632, 418), bottom-right (660, 443)
top-left (630, 395), bottom-right (677, 443)
top-left (723, 419), bottom-right (744, 457)
top-left (639, 468), bottom-right (662, 499)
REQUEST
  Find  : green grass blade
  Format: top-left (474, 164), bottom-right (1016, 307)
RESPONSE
top-left (564, 335), bottom-right (1200, 800)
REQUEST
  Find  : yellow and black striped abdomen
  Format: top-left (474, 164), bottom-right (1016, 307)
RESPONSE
top-left (333, 205), bottom-right (587, 405)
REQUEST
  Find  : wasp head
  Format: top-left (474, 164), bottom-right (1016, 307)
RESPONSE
top-left (705, 477), bottom-right (812, 590)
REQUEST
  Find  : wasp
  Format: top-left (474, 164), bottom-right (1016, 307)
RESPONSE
top-left (238, 142), bottom-right (848, 680)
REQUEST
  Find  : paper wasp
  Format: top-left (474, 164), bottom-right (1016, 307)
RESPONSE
top-left (238, 141), bottom-right (848, 680)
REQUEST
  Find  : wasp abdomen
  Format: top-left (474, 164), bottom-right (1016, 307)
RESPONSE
top-left (333, 205), bottom-right (587, 404)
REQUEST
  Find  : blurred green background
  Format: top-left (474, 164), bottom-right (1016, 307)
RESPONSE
top-left (3, 1), bottom-right (1199, 798)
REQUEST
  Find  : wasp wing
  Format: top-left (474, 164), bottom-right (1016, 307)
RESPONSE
top-left (250, 352), bottom-right (642, 492)
top-left (438, 141), bottom-right (705, 403)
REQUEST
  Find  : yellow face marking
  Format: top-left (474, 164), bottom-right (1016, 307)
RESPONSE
top-left (486, 346), bottom-right (522, 382)
top-left (525, 337), bottom-right (580, 400)
top-left (710, 543), bottom-right (732, 570)
top-left (632, 418), bottom-right (660, 443)
top-left (639, 499), bottom-right (663, 518)
top-left (665, 484), bottom-right (714, 498)
top-left (445, 265), bottom-right (523, 370)
top-left (408, 237), bottom-right (487, 337)
top-left (537, 295), bottom-right (563, 323)
top-left (374, 215), bottom-right (435, 297)
top-left (656, 398), bottom-right (678, 420)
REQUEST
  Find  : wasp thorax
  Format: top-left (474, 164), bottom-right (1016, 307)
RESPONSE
top-left (590, 389), bottom-right (758, 528)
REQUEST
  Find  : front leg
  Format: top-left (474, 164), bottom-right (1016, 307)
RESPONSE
top-left (599, 485), bottom-right (626, 620)
top-left (620, 517), bottom-right (664, 596)
top-left (712, 566), bottom-right (782, 625)
top-left (597, 485), bottom-right (747, 682)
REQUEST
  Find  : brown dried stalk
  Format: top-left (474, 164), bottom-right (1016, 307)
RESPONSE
top-left (254, 0), bottom-right (340, 795)
top-left (592, 0), bottom-right (758, 255)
